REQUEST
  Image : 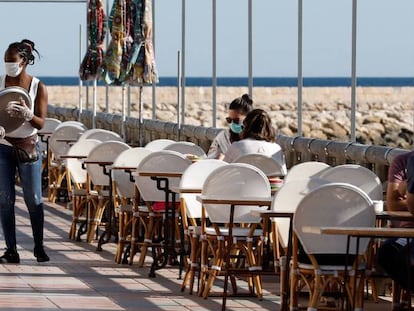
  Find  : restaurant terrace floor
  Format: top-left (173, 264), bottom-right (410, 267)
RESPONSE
top-left (0, 186), bottom-right (398, 311)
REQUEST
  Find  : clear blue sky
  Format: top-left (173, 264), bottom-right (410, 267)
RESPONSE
top-left (0, 0), bottom-right (414, 78)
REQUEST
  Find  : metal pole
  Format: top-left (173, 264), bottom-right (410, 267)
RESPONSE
top-left (152, 0), bottom-right (156, 119)
top-left (92, 79), bottom-right (97, 128)
top-left (351, 0), bottom-right (357, 142)
top-left (177, 50), bottom-right (182, 140)
top-left (127, 85), bottom-right (131, 117)
top-left (85, 2), bottom-right (89, 113)
top-left (181, 0), bottom-right (186, 126)
top-left (139, 86), bottom-right (144, 146)
top-left (297, 0), bottom-right (303, 137)
top-left (212, 0), bottom-right (217, 128)
top-left (248, 0), bottom-right (253, 97)
top-left (105, 0), bottom-right (110, 113)
top-left (78, 23), bottom-right (83, 122)
top-left (121, 85), bottom-right (126, 138)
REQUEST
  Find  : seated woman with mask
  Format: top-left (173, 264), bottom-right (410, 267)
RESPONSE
top-left (207, 94), bottom-right (253, 160)
top-left (223, 108), bottom-right (286, 173)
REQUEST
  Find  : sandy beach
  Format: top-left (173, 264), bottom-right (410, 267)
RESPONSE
top-left (47, 85), bottom-right (414, 149)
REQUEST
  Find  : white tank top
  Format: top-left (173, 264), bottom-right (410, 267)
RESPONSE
top-left (0, 75), bottom-right (38, 139)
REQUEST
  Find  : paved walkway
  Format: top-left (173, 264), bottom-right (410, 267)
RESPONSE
top-left (0, 187), bottom-right (395, 310)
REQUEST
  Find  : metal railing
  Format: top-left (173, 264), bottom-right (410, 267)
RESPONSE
top-left (48, 106), bottom-right (409, 183)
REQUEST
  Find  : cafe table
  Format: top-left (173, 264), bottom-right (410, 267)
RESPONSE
top-left (250, 209), bottom-right (294, 311)
top-left (170, 185), bottom-right (203, 280)
top-left (136, 170), bottom-right (184, 278)
top-left (110, 165), bottom-right (137, 262)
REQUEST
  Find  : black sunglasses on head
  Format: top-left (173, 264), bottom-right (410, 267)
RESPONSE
top-left (225, 117), bottom-right (241, 124)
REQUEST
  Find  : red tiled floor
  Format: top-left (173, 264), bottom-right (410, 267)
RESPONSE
top-left (0, 186), bottom-right (395, 310)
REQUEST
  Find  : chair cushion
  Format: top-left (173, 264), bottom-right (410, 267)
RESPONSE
top-left (205, 227), bottom-right (263, 238)
top-left (298, 252), bottom-right (356, 266)
top-left (152, 201), bottom-right (180, 212)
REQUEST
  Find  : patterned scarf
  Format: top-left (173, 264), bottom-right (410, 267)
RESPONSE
top-left (79, 0), bottom-right (106, 81)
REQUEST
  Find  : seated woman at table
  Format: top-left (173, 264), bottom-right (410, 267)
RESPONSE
top-left (207, 94), bottom-right (253, 160)
top-left (223, 108), bottom-right (286, 172)
top-left (377, 153), bottom-right (414, 306)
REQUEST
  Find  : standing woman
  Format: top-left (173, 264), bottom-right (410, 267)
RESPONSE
top-left (207, 94), bottom-right (253, 160)
top-left (0, 39), bottom-right (49, 262)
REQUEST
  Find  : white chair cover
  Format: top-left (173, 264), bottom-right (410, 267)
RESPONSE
top-left (164, 141), bottom-right (207, 158)
top-left (318, 164), bottom-right (383, 200)
top-left (284, 161), bottom-right (330, 184)
top-left (144, 139), bottom-right (175, 151)
top-left (111, 147), bottom-right (152, 199)
top-left (233, 152), bottom-right (287, 176)
top-left (86, 141), bottom-right (130, 187)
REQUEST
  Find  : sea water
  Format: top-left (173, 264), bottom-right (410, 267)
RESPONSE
top-left (39, 76), bottom-right (414, 87)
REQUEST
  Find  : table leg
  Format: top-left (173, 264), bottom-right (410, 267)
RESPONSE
top-left (406, 238), bottom-right (412, 311)
top-left (97, 170), bottom-right (117, 251)
top-left (281, 215), bottom-right (293, 311)
top-left (149, 177), bottom-right (174, 277)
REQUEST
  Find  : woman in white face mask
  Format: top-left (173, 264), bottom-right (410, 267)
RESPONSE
top-left (207, 94), bottom-right (253, 160)
top-left (0, 39), bottom-right (49, 263)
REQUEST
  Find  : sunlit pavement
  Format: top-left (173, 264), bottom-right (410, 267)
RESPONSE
top-left (0, 187), bottom-right (395, 310)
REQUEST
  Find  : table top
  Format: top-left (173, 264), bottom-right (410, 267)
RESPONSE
top-left (83, 160), bottom-right (114, 166)
top-left (197, 195), bottom-right (272, 206)
top-left (138, 171), bottom-right (183, 178)
top-left (376, 210), bottom-right (414, 222)
top-left (303, 226), bottom-right (414, 238)
top-left (60, 155), bottom-right (88, 159)
top-left (56, 138), bottom-right (78, 143)
top-left (38, 131), bottom-right (54, 136)
top-left (250, 210), bottom-right (294, 218)
top-left (111, 166), bottom-right (137, 171)
top-left (171, 186), bottom-right (202, 194)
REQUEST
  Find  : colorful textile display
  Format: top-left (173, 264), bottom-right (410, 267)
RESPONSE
top-left (79, 0), bottom-right (106, 81)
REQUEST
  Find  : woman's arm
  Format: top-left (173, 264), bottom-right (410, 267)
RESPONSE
top-left (30, 81), bottom-right (48, 130)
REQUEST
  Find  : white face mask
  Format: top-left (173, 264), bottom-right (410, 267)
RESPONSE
top-left (4, 62), bottom-right (23, 77)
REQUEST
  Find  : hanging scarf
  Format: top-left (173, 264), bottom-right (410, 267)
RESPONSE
top-left (79, 0), bottom-right (106, 81)
top-left (101, 0), bottom-right (125, 85)
top-left (126, 0), bottom-right (158, 85)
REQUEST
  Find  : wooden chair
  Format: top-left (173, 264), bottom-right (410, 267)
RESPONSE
top-left (291, 183), bottom-right (375, 311)
top-left (131, 150), bottom-right (191, 267)
top-left (65, 139), bottom-right (101, 240)
top-left (178, 159), bottom-right (228, 294)
top-left (84, 141), bottom-right (130, 244)
top-left (198, 163), bottom-right (271, 308)
top-left (38, 118), bottom-right (62, 189)
top-left (48, 122), bottom-right (86, 203)
top-left (233, 152), bottom-right (287, 177)
top-left (319, 163), bottom-right (384, 302)
top-left (78, 128), bottom-right (124, 142)
top-left (164, 141), bottom-right (207, 158)
top-left (283, 161), bottom-right (331, 184)
top-left (144, 138), bottom-right (175, 151)
top-left (111, 147), bottom-right (152, 263)
top-left (318, 164), bottom-right (383, 201)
